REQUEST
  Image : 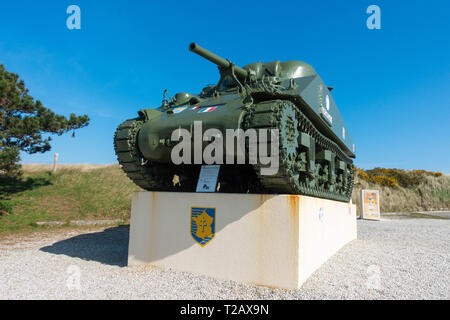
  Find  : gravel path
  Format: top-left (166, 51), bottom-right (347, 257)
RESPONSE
top-left (0, 219), bottom-right (448, 299)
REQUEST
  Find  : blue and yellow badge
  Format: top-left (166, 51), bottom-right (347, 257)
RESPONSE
top-left (191, 207), bottom-right (216, 246)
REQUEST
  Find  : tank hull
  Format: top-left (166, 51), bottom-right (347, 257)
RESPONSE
top-left (137, 97), bottom-right (245, 163)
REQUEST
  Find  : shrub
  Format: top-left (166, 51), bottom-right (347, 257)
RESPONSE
top-left (370, 175), bottom-right (399, 187)
top-left (365, 168), bottom-right (423, 188)
top-left (356, 168), bottom-right (370, 182)
top-left (355, 167), bottom-right (446, 189)
top-left (411, 170), bottom-right (443, 177)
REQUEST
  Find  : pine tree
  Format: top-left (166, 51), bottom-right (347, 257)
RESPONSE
top-left (0, 64), bottom-right (89, 178)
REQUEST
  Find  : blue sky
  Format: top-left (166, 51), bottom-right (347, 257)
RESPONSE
top-left (1, 0), bottom-right (449, 172)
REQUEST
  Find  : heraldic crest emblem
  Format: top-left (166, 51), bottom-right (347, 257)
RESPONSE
top-left (191, 207), bottom-right (216, 246)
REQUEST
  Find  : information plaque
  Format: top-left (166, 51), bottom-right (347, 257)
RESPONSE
top-left (360, 189), bottom-right (380, 220)
top-left (196, 165), bottom-right (220, 192)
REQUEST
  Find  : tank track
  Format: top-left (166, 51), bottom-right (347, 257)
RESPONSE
top-left (113, 118), bottom-right (163, 190)
top-left (114, 118), bottom-right (201, 191)
top-left (244, 99), bottom-right (354, 202)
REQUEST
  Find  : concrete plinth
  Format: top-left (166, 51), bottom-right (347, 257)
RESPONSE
top-left (128, 192), bottom-right (357, 289)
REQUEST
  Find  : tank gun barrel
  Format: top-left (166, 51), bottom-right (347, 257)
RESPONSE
top-left (189, 42), bottom-right (248, 79)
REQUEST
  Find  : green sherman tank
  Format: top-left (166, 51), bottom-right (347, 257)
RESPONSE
top-left (114, 43), bottom-right (355, 202)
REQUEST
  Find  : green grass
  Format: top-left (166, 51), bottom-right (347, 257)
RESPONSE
top-left (0, 165), bottom-right (140, 235)
top-left (430, 189), bottom-right (450, 202)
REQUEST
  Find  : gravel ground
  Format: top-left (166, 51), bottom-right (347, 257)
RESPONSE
top-left (0, 218), bottom-right (448, 299)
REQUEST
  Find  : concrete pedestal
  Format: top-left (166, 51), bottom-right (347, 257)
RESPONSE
top-left (128, 191), bottom-right (357, 289)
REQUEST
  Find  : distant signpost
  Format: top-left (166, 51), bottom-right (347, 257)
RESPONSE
top-left (361, 189), bottom-right (380, 220)
top-left (51, 153), bottom-right (59, 175)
